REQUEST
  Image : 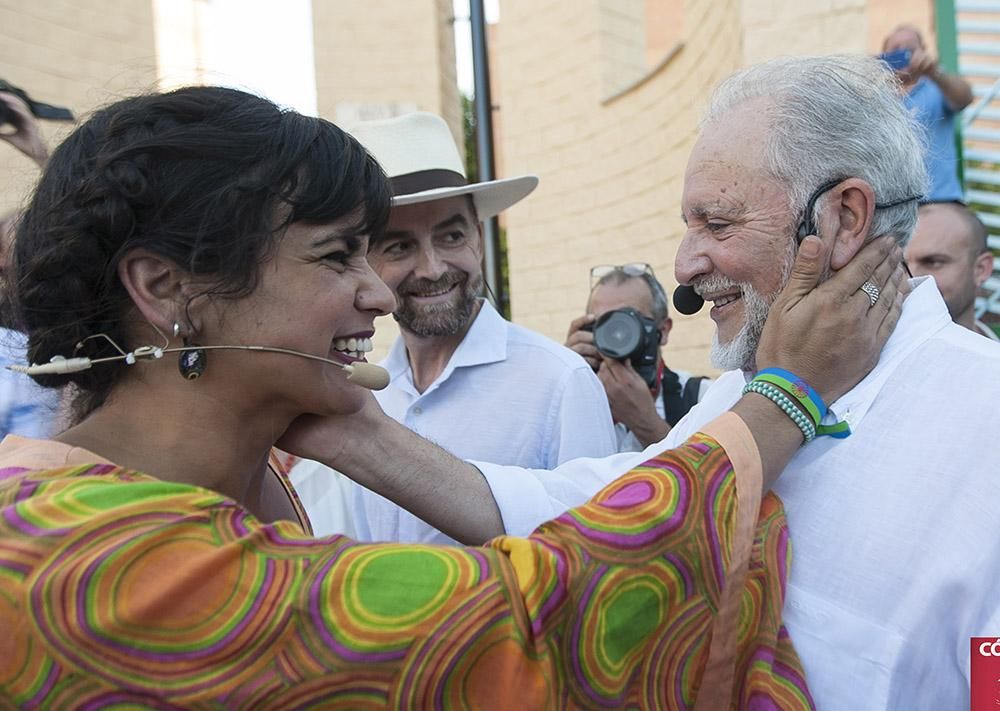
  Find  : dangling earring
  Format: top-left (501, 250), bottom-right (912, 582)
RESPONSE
top-left (178, 336), bottom-right (207, 380)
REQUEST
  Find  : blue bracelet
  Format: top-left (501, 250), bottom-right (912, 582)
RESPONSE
top-left (756, 368), bottom-right (827, 420)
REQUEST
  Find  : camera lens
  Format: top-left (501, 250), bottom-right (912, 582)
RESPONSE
top-left (593, 310), bottom-right (641, 359)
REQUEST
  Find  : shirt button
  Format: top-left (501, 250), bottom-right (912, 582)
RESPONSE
top-left (412, 406), bottom-right (422, 415)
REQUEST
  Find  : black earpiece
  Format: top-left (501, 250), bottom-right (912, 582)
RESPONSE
top-left (796, 179), bottom-right (841, 243)
top-left (796, 179), bottom-right (923, 243)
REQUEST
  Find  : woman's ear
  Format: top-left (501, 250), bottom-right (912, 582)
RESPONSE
top-left (117, 249), bottom-right (192, 336)
top-left (827, 179), bottom-right (877, 271)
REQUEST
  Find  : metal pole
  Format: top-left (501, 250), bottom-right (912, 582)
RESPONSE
top-left (469, 0), bottom-right (504, 313)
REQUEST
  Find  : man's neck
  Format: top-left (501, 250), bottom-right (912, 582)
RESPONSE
top-left (955, 305), bottom-right (977, 333)
top-left (402, 300), bottom-right (483, 393)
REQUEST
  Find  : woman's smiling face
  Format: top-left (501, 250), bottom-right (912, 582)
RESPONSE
top-left (196, 213), bottom-right (396, 417)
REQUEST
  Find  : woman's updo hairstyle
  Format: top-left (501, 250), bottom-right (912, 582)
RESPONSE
top-left (14, 86), bottom-right (391, 418)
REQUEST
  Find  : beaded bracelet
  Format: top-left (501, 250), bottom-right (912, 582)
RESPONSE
top-left (751, 369), bottom-right (851, 439)
top-left (743, 380), bottom-right (816, 443)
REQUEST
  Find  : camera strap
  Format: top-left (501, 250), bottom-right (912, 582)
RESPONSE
top-left (660, 369), bottom-right (706, 426)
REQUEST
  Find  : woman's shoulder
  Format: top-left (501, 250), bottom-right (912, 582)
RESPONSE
top-left (0, 434), bottom-right (110, 471)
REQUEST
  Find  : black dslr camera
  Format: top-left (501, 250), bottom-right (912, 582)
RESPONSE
top-left (585, 308), bottom-right (660, 388)
top-left (0, 80), bottom-right (74, 128)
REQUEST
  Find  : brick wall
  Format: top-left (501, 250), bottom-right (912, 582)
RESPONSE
top-left (0, 0), bottom-right (158, 216)
top-left (493, 0), bottom-right (744, 376)
top-left (311, 0), bottom-right (461, 144)
top-left (868, 0), bottom-right (935, 53)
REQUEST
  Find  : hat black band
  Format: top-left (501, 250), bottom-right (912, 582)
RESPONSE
top-left (391, 169), bottom-right (467, 196)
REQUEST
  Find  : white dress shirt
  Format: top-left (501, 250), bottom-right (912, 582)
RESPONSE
top-left (475, 278), bottom-right (1000, 709)
top-left (293, 300), bottom-right (618, 544)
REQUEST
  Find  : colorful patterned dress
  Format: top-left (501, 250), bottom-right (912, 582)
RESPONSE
top-left (0, 414), bottom-right (813, 709)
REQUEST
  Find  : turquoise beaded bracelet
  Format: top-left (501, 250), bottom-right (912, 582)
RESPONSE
top-left (743, 380), bottom-right (817, 443)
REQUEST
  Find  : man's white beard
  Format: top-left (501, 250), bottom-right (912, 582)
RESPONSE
top-left (700, 242), bottom-right (796, 372)
top-left (709, 284), bottom-right (773, 372)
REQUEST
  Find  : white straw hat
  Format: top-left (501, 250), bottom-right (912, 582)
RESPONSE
top-left (347, 112), bottom-right (538, 220)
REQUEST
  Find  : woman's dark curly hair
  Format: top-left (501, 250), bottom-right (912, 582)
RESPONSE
top-left (12, 86), bottom-right (391, 419)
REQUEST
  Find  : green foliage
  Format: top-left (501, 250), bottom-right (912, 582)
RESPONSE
top-left (462, 95), bottom-right (478, 184)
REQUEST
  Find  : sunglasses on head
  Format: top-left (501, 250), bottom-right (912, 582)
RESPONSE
top-left (590, 263), bottom-right (656, 288)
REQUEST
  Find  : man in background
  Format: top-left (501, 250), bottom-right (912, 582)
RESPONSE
top-left (905, 201), bottom-right (997, 340)
top-left (565, 263), bottom-right (709, 451)
top-left (883, 24), bottom-right (974, 202)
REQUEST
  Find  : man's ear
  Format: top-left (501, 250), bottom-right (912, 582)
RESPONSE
top-left (974, 250), bottom-right (995, 288)
top-left (824, 179), bottom-right (877, 271)
top-left (474, 221), bottom-right (485, 255)
top-left (117, 249), bottom-right (194, 337)
top-left (658, 317), bottom-right (673, 346)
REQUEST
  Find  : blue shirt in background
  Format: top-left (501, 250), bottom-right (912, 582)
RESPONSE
top-left (0, 328), bottom-right (60, 438)
top-left (903, 77), bottom-right (964, 203)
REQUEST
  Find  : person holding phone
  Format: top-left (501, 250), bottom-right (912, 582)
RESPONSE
top-left (882, 24), bottom-right (974, 203)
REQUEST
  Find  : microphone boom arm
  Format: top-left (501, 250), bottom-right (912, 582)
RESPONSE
top-left (7, 344), bottom-right (391, 390)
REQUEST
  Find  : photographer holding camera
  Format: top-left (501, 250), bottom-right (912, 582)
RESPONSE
top-left (0, 89), bottom-right (51, 168)
top-left (565, 263), bottom-right (710, 452)
top-left (881, 25), bottom-right (973, 203)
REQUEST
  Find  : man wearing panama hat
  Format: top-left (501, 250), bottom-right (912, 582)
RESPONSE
top-left (292, 111), bottom-right (617, 545)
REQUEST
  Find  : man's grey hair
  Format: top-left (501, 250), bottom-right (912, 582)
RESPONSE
top-left (703, 54), bottom-right (928, 244)
top-left (593, 270), bottom-right (670, 323)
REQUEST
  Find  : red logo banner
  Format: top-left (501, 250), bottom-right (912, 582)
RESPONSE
top-left (972, 637), bottom-right (1000, 711)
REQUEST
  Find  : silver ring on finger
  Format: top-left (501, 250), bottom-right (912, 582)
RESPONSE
top-left (860, 280), bottom-right (880, 308)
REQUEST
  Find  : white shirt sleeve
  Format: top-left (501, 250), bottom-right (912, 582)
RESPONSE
top-left (542, 365), bottom-right (618, 466)
top-left (477, 371), bottom-right (744, 538)
top-left (288, 459), bottom-right (359, 538)
top-left (473, 445), bottom-right (658, 538)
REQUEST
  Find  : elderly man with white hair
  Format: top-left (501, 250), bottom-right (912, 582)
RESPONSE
top-left (298, 55), bottom-right (1000, 709)
top-left (459, 55), bottom-right (1000, 709)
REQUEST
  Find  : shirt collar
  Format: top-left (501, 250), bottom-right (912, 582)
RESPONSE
top-left (823, 276), bottom-right (951, 430)
top-left (380, 299), bottom-right (508, 387)
top-left (739, 276), bottom-right (951, 431)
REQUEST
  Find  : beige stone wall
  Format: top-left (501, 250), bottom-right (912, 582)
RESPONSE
top-left (740, 0), bottom-right (869, 64)
top-left (494, 0), bottom-right (745, 376)
top-left (868, 0), bottom-right (935, 53)
top-left (311, 0), bottom-right (461, 145)
top-left (646, 0), bottom-right (685, 67)
top-left (492, 0), bottom-right (940, 375)
top-left (0, 0), bottom-right (158, 217)
top-left (598, 0), bottom-right (649, 98)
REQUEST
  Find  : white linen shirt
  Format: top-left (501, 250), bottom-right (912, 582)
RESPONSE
top-left (475, 278), bottom-right (1000, 710)
top-left (294, 300), bottom-right (617, 544)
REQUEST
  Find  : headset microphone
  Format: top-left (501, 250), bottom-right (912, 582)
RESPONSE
top-left (672, 285), bottom-right (705, 315)
top-left (8, 344), bottom-right (392, 391)
top-left (334, 360), bottom-right (391, 390)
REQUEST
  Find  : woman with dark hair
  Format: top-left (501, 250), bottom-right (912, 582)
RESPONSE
top-left (0, 86), bottom-right (902, 708)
